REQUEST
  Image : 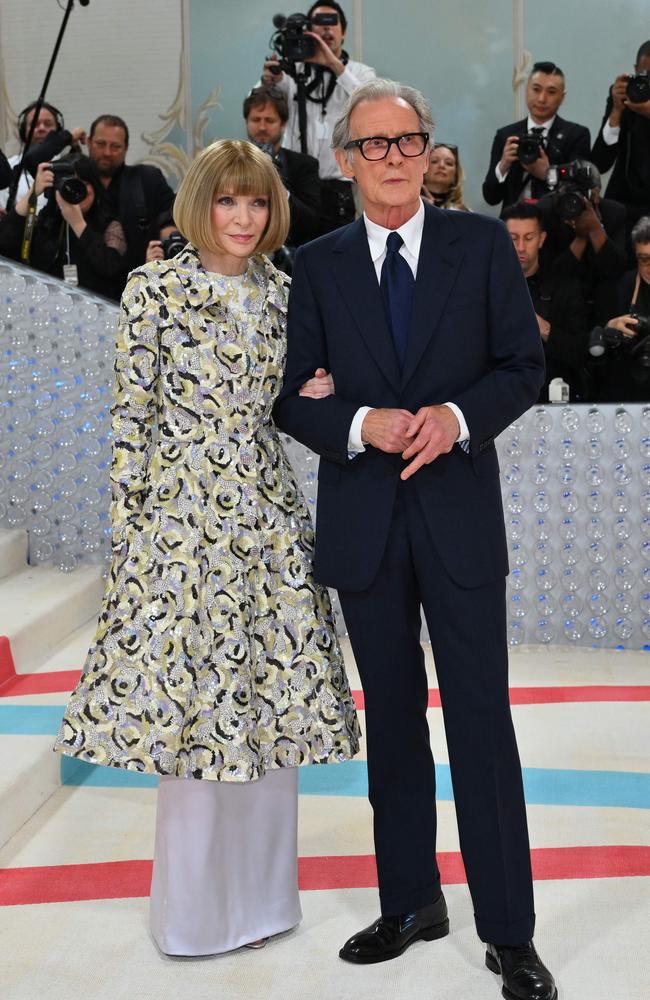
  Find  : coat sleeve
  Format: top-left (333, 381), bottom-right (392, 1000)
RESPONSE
top-left (273, 248), bottom-right (360, 464)
top-left (449, 221), bottom-right (546, 455)
top-left (109, 269), bottom-right (160, 547)
top-left (590, 94), bottom-right (618, 173)
top-left (482, 129), bottom-right (508, 206)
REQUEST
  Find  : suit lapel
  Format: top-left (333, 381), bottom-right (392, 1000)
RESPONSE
top-left (331, 219), bottom-right (401, 393)
top-left (400, 205), bottom-right (463, 389)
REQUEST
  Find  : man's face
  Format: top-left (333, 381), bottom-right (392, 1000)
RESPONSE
top-left (506, 217), bottom-right (546, 277)
top-left (246, 102), bottom-right (284, 151)
top-left (310, 6), bottom-right (345, 57)
top-left (525, 71), bottom-right (565, 123)
top-left (336, 98), bottom-right (429, 220)
top-left (635, 241), bottom-right (650, 284)
top-left (87, 123), bottom-right (128, 177)
top-left (26, 107), bottom-right (58, 144)
top-left (635, 54), bottom-right (650, 74)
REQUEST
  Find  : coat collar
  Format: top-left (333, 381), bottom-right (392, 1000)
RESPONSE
top-left (150, 243), bottom-right (289, 315)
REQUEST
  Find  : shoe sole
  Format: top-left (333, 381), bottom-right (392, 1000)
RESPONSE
top-left (485, 951), bottom-right (558, 1000)
top-left (339, 918), bottom-right (449, 965)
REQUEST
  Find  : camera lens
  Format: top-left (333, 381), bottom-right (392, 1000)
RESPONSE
top-left (58, 176), bottom-right (88, 204)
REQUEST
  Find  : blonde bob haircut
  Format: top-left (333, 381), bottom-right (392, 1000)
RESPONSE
top-left (173, 139), bottom-right (290, 256)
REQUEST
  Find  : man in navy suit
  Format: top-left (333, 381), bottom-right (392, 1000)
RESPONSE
top-left (274, 79), bottom-right (556, 1000)
top-left (483, 61), bottom-right (590, 215)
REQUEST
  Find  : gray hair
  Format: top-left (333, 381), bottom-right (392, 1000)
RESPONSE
top-left (331, 78), bottom-right (435, 154)
top-left (631, 215), bottom-right (650, 246)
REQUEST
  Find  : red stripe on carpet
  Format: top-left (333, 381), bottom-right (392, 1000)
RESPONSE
top-left (1, 847), bottom-right (648, 906)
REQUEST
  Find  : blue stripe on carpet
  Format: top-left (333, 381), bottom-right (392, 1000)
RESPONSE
top-left (3, 706), bottom-right (648, 809)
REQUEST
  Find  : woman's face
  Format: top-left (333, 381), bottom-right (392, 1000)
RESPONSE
top-left (209, 192), bottom-right (269, 260)
top-left (424, 146), bottom-right (457, 192)
top-left (25, 107), bottom-right (58, 144)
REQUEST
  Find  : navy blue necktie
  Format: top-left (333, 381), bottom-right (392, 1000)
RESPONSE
top-left (380, 231), bottom-right (414, 370)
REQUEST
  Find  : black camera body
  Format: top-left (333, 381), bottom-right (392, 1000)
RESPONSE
top-left (589, 317), bottom-right (650, 368)
top-left (160, 230), bottom-right (187, 259)
top-left (44, 158), bottom-right (87, 205)
top-left (517, 131), bottom-right (546, 165)
top-left (546, 161), bottom-right (595, 222)
top-left (271, 11), bottom-right (337, 67)
top-left (626, 70), bottom-right (650, 104)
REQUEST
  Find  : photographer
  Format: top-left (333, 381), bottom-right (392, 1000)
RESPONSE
top-left (86, 114), bottom-right (175, 270)
top-left (588, 216), bottom-right (650, 401)
top-left (0, 157), bottom-right (129, 300)
top-left (590, 41), bottom-right (650, 253)
top-left (537, 161), bottom-right (627, 324)
top-left (482, 62), bottom-right (590, 214)
top-left (244, 86), bottom-right (321, 247)
top-left (504, 202), bottom-right (589, 399)
top-left (0, 101), bottom-right (86, 213)
top-left (260, 2), bottom-right (375, 232)
top-left (145, 210), bottom-right (186, 263)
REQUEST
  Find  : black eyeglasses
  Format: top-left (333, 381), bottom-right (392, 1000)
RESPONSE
top-left (344, 132), bottom-right (429, 161)
top-left (433, 142), bottom-right (458, 152)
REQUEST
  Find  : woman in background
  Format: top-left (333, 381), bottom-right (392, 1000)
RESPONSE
top-left (421, 142), bottom-right (470, 211)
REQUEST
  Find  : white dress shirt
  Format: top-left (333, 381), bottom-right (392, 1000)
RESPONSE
top-left (347, 199), bottom-right (469, 454)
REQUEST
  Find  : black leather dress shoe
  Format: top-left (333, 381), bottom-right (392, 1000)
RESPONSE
top-left (485, 941), bottom-right (557, 1000)
top-left (339, 894), bottom-right (449, 964)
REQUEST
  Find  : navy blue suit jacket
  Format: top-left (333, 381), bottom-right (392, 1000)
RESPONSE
top-left (274, 204), bottom-right (545, 592)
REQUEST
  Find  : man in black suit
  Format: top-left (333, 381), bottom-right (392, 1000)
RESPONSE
top-left (483, 61), bottom-right (590, 214)
top-left (590, 40), bottom-right (650, 253)
top-left (275, 78), bottom-right (556, 1000)
top-left (87, 114), bottom-right (175, 270)
top-left (243, 86), bottom-right (321, 248)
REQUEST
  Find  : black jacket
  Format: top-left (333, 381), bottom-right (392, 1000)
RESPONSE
top-left (591, 93), bottom-right (650, 207)
top-left (526, 267), bottom-right (589, 393)
top-left (103, 163), bottom-right (175, 270)
top-left (275, 147), bottom-right (321, 247)
top-left (0, 149), bottom-right (12, 189)
top-left (482, 116), bottom-right (591, 212)
top-left (0, 199), bottom-right (130, 300)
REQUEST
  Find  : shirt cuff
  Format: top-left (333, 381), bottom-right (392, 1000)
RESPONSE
top-left (443, 402), bottom-right (469, 441)
top-left (602, 121), bottom-right (620, 145)
top-left (495, 162), bottom-right (509, 183)
top-left (348, 406), bottom-right (372, 454)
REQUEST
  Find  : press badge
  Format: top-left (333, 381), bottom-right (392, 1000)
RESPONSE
top-left (63, 264), bottom-right (79, 286)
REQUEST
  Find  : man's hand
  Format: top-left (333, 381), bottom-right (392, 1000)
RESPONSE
top-left (303, 32), bottom-right (344, 75)
top-left (146, 240), bottom-right (164, 263)
top-left (299, 368), bottom-right (335, 398)
top-left (400, 405), bottom-right (460, 481)
top-left (536, 313), bottom-right (551, 341)
top-left (361, 408), bottom-right (415, 453)
top-left (262, 56), bottom-right (283, 84)
top-left (608, 314), bottom-right (639, 338)
top-left (498, 135), bottom-right (519, 175)
top-left (625, 96), bottom-right (650, 119)
top-left (70, 127), bottom-right (87, 145)
top-left (523, 146), bottom-right (550, 180)
top-left (34, 161), bottom-right (54, 196)
top-left (610, 74), bottom-right (629, 122)
top-left (570, 197), bottom-right (603, 239)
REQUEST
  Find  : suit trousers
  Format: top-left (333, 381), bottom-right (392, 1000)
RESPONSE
top-left (338, 478), bottom-right (535, 945)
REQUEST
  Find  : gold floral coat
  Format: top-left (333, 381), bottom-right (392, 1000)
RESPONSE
top-left (55, 246), bottom-right (360, 780)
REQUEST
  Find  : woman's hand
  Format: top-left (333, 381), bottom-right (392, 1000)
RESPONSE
top-left (299, 367), bottom-right (335, 398)
top-left (34, 161), bottom-right (55, 196)
top-left (55, 191), bottom-right (86, 237)
top-left (608, 314), bottom-right (639, 338)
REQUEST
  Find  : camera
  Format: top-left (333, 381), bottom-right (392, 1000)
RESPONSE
top-left (270, 10), bottom-right (337, 67)
top-left (626, 70), bottom-right (650, 104)
top-left (545, 161), bottom-right (596, 222)
top-left (44, 157), bottom-right (87, 205)
top-left (588, 316), bottom-right (650, 368)
top-left (160, 230), bottom-right (187, 259)
top-left (517, 131), bottom-right (546, 165)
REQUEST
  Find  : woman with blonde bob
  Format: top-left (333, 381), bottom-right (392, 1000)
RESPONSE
top-left (54, 140), bottom-right (360, 955)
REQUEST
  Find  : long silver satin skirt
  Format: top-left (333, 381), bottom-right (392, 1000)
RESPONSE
top-left (149, 767), bottom-right (302, 956)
